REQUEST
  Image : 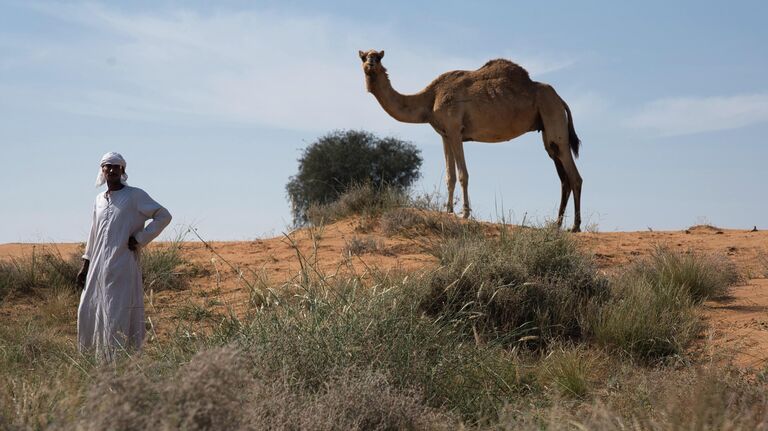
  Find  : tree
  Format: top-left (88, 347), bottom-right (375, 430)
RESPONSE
top-left (286, 130), bottom-right (422, 225)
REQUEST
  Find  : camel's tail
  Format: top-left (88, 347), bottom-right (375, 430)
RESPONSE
top-left (561, 97), bottom-right (581, 158)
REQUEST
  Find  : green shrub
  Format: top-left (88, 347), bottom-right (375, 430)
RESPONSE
top-left (287, 130), bottom-right (422, 225)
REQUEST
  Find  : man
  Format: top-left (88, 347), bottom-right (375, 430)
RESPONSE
top-left (76, 152), bottom-right (172, 360)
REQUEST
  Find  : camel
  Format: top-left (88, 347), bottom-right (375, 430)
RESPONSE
top-left (359, 49), bottom-right (584, 232)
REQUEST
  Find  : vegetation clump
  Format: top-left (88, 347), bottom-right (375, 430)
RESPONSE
top-left (590, 246), bottom-right (740, 359)
top-left (0, 244), bottom-right (81, 299)
top-left (305, 182), bottom-right (410, 226)
top-left (287, 130), bottom-right (422, 225)
top-left (0, 220), bottom-right (753, 428)
top-left (141, 235), bottom-right (193, 292)
top-left (422, 224), bottom-right (608, 345)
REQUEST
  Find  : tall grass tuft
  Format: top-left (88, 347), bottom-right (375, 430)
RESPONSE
top-left (539, 346), bottom-right (599, 399)
top-left (590, 247), bottom-right (739, 359)
top-left (0, 244), bottom-right (81, 299)
top-left (590, 277), bottom-right (699, 359)
top-left (380, 207), bottom-right (471, 238)
top-left (306, 182), bottom-right (410, 226)
top-left (422, 224), bottom-right (608, 345)
top-left (141, 234), bottom-right (192, 292)
top-left (626, 246), bottom-right (740, 302)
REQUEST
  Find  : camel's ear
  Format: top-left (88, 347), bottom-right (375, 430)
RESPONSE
top-left (358, 50), bottom-right (366, 62)
top-left (378, 50), bottom-right (385, 59)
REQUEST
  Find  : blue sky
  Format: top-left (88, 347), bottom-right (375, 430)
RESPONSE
top-left (1, 1), bottom-right (766, 243)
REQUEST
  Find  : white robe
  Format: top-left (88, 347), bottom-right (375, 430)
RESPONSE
top-left (77, 185), bottom-right (172, 359)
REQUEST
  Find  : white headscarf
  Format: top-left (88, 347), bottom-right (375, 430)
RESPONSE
top-left (95, 152), bottom-right (128, 187)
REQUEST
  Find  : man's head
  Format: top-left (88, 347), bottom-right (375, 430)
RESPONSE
top-left (95, 152), bottom-right (128, 187)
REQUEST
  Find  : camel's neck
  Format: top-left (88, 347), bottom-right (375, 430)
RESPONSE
top-left (366, 71), bottom-right (432, 124)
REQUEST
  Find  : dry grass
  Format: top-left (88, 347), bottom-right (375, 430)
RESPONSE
top-left (0, 244), bottom-right (81, 299)
top-left (79, 346), bottom-right (251, 431)
top-left (0, 223), bottom-right (756, 429)
top-left (247, 368), bottom-right (457, 430)
top-left (538, 345), bottom-right (603, 399)
top-left (421, 224), bottom-right (608, 345)
top-left (141, 234), bottom-right (195, 292)
top-left (590, 246), bottom-right (741, 359)
top-left (380, 207), bottom-right (470, 238)
top-left (625, 245), bottom-right (740, 302)
top-left (343, 235), bottom-right (382, 256)
top-left (306, 183), bottom-right (410, 226)
top-left (497, 367), bottom-right (768, 430)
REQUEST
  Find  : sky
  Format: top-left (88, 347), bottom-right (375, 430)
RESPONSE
top-left (1, 0), bottom-right (766, 243)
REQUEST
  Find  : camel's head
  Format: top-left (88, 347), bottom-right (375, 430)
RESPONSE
top-left (359, 49), bottom-right (385, 76)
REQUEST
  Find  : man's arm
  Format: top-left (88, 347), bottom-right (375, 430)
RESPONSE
top-left (78, 201), bottom-right (97, 287)
top-left (133, 189), bottom-right (172, 247)
top-left (76, 259), bottom-right (90, 288)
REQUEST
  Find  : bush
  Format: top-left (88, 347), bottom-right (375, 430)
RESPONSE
top-left (305, 182), bottom-right (410, 225)
top-left (381, 208), bottom-right (469, 238)
top-left (505, 368), bottom-right (768, 430)
top-left (79, 347), bottom-right (252, 431)
top-left (626, 246), bottom-right (739, 302)
top-left (287, 130), bottom-right (422, 225)
top-left (421, 225), bottom-right (608, 345)
top-left (141, 235), bottom-right (193, 292)
top-left (590, 247), bottom-right (739, 359)
top-left (0, 244), bottom-right (81, 299)
top-left (247, 368), bottom-right (456, 430)
top-left (343, 236), bottom-right (382, 257)
top-left (590, 277), bottom-right (699, 359)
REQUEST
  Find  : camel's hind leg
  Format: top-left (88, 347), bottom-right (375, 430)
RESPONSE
top-left (550, 157), bottom-right (571, 228)
top-left (558, 150), bottom-right (582, 232)
top-left (542, 120), bottom-right (582, 232)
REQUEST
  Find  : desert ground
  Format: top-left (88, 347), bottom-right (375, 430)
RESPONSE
top-left (1, 218), bottom-right (766, 370)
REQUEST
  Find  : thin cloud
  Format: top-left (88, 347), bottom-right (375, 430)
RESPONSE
top-left (626, 93), bottom-right (768, 136)
top-left (500, 52), bottom-right (576, 77)
top-left (10, 3), bottom-right (578, 136)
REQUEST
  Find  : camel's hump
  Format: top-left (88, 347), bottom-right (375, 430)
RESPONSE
top-left (478, 59), bottom-right (532, 81)
top-left (425, 58), bottom-right (534, 91)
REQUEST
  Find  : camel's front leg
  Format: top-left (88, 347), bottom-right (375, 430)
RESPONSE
top-left (451, 137), bottom-right (471, 218)
top-left (441, 136), bottom-right (457, 214)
